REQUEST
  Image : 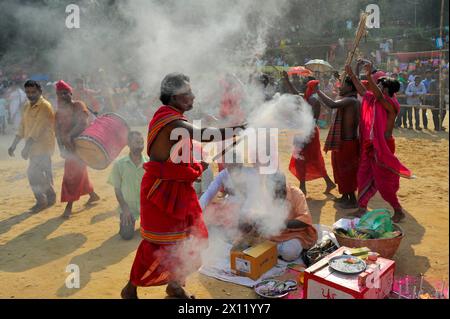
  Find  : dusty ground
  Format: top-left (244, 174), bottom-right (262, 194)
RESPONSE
top-left (0, 111), bottom-right (448, 299)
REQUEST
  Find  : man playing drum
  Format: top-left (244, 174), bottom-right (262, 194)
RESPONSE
top-left (55, 80), bottom-right (100, 219)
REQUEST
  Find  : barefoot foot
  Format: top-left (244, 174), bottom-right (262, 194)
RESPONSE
top-left (121, 281), bottom-right (138, 299)
top-left (85, 192), bottom-right (100, 206)
top-left (166, 281), bottom-right (195, 299)
top-left (392, 210), bottom-right (406, 223)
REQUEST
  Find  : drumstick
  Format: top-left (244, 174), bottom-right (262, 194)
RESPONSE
top-left (211, 136), bottom-right (244, 162)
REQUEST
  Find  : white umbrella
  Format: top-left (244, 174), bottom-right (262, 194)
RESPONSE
top-left (305, 59), bottom-right (334, 73)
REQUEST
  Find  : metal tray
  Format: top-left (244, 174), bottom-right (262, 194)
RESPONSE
top-left (328, 255), bottom-right (367, 275)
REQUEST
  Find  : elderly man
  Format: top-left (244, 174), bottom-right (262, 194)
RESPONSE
top-left (121, 73), bottom-right (245, 299)
top-left (55, 80), bottom-right (100, 219)
top-left (8, 80), bottom-right (56, 213)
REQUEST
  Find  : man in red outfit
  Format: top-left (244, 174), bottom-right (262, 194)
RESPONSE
top-left (314, 76), bottom-right (360, 208)
top-left (55, 80), bottom-right (100, 219)
top-left (121, 73), bottom-right (245, 299)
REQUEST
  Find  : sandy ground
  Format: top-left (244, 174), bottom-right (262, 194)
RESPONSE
top-left (0, 111), bottom-right (448, 299)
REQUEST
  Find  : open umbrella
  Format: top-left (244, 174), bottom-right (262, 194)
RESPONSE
top-left (305, 60), bottom-right (334, 73)
top-left (287, 66), bottom-right (313, 77)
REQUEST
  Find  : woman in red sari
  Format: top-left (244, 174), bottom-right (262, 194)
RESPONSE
top-left (346, 61), bottom-right (413, 223)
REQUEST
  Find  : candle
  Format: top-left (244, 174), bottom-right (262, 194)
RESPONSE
top-left (412, 286), bottom-right (417, 299)
top-left (398, 283), bottom-right (402, 299)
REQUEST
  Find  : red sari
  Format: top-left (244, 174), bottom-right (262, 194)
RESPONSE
top-left (289, 81), bottom-right (328, 182)
top-left (130, 106), bottom-right (208, 287)
top-left (357, 92), bottom-right (412, 209)
top-left (56, 101), bottom-right (93, 202)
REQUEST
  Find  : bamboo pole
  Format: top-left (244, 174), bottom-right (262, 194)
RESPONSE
top-left (341, 12), bottom-right (369, 83)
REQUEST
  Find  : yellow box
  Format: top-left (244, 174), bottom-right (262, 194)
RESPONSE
top-left (230, 240), bottom-right (278, 280)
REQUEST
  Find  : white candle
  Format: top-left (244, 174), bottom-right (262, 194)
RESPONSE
top-left (412, 286), bottom-right (417, 299)
top-left (398, 283), bottom-right (402, 299)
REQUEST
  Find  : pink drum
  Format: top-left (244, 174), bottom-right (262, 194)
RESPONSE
top-left (74, 113), bottom-right (129, 170)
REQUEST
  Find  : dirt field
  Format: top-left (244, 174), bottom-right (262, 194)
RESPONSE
top-left (0, 113), bottom-right (448, 299)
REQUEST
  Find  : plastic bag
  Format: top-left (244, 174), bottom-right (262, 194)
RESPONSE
top-left (356, 209), bottom-right (393, 238)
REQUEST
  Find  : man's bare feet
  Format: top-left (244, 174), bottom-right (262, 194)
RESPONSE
top-left (85, 192), bottom-right (100, 206)
top-left (348, 207), bottom-right (366, 218)
top-left (392, 209), bottom-right (406, 223)
top-left (61, 203), bottom-right (72, 219)
top-left (166, 281), bottom-right (195, 299)
top-left (121, 281), bottom-right (138, 299)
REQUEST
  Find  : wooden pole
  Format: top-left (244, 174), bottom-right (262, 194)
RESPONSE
top-left (438, 0), bottom-right (445, 131)
top-left (341, 12), bottom-right (369, 83)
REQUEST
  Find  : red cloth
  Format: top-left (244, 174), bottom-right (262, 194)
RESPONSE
top-left (331, 139), bottom-right (359, 194)
top-left (289, 126), bottom-right (328, 182)
top-left (146, 105), bottom-right (187, 155)
top-left (305, 80), bottom-right (320, 100)
top-left (55, 80), bottom-right (73, 93)
top-left (361, 80), bottom-right (370, 91)
top-left (357, 92), bottom-right (412, 210)
top-left (219, 84), bottom-right (244, 124)
top-left (129, 106), bottom-right (208, 287)
top-left (61, 157), bottom-right (93, 202)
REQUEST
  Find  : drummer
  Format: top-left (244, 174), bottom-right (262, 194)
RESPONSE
top-left (55, 80), bottom-right (100, 219)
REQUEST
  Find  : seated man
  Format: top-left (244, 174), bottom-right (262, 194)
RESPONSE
top-left (108, 131), bottom-right (148, 240)
top-left (201, 168), bottom-right (317, 262)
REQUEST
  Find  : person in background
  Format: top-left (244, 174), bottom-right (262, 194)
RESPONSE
top-left (108, 131), bottom-right (148, 240)
top-left (393, 73), bottom-right (408, 129)
top-left (0, 88), bottom-right (7, 134)
top-left (405, 76), bottom-right (427, 130)
top-left (8, 80), bottom-right (56, 213)
top-left (7, 81), bottom-right (27, 130)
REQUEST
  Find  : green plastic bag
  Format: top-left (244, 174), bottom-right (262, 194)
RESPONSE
top-left (356, 209), bottom-right (393, 239)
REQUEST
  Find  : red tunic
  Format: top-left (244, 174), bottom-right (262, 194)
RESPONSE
top-left (129, 106), bottom-right (208, 286)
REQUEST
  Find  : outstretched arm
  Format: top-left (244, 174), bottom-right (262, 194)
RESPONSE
top-left (172, 120), bottom-right (246, 142)
top-left (281, 71), bottom-right (300, 95)
top-left (316, 89), bottom-right (354, 109)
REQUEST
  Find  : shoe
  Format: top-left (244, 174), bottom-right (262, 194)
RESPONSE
top-left (416, 127), bottom-right (422, 131)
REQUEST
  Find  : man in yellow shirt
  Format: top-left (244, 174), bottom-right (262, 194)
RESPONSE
top-left (8, 80), bottom-right (56, 213)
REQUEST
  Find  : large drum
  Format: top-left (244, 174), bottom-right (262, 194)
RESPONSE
top-left (74, 113), bottom-right (129, 170)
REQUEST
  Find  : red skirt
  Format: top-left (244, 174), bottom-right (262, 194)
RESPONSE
top-left (289, 127), bottom-right (328, 182)
top-left (61, 157), bottom-right (93, 202)
top-left (331, 139), bottom-right (360, 194)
